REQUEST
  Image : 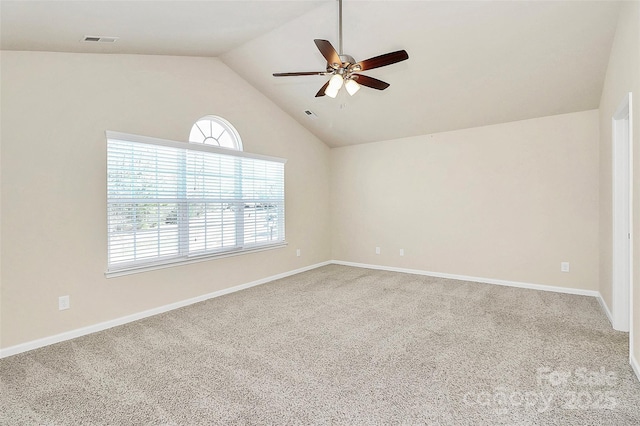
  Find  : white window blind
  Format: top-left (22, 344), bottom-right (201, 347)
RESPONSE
top-left (106, 132), bottom-right (286, 275)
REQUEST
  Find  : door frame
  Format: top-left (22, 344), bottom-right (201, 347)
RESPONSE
top-left (612, 92), bottom-right (633, 340)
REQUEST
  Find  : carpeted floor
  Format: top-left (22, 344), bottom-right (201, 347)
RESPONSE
top-left (1, 264), bottom-right (639, 425)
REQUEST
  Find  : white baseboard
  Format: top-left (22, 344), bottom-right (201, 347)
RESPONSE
top-left (0, 261), bottom-right (331, 359)
top-left (597, 294), bottom-right (615, 327)
top-left (0, 260), bottom-right (620, 360)
top-left (331, 260), bottom-right (639, 384)
top-left (631, 353), bottom-right (640, 383)
top-left (331, 260), bottom-right (600, 297)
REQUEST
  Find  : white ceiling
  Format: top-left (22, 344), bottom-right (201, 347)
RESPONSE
top-left (0, 0), bottom-right (327, 56)
top-left (1, 1), bottom-right (622, 147)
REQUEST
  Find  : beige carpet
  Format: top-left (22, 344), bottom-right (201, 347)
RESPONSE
top-left (1, 264), bottom-right (639, 425)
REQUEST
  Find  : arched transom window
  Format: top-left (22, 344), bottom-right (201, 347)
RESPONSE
top-left (189, 115), bottom-right (243, 151)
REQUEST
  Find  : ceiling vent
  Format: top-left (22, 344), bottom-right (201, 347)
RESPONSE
top-left (82, 36), bottom-right (119, 43)
top-left (304, 110), bottom-right (318, 120)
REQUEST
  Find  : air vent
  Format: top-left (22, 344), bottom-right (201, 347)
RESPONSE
top-left (304, 110), bottom-right (318, 120)
top-left (82, 35), bottom-right (119, 43)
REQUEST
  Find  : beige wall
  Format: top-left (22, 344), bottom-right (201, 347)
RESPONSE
top-left (2, 16), bottom-right (636, 353)
top-left (331, 110), bottom-right (600, 290)
top-left (598, 2), bottom-right (640, 360)
top-left (0, 51), bottom-right (331, 349)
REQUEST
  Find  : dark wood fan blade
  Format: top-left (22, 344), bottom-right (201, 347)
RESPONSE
top-left (273, 71), bottom-right (327, 77)
top-left (314, 39), bottom-right (342, 69)
top-left (352, 74), bottom-right (390, 90)
top-left (315, 80), bottom-right (330, 97)
top-left (356, 50), bottom-right (409, 71)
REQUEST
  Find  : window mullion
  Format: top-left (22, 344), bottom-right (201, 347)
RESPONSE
top-left (235, 157), bottom-right (245, 248)
top-left (178, 150), bottom-right (189, 256)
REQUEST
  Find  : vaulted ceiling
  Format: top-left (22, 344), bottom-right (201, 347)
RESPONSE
top-left (1, 1), bottom-right (622, 147)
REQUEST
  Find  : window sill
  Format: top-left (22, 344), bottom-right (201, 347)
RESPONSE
top-left (105, 242), bottom-right (288, 278)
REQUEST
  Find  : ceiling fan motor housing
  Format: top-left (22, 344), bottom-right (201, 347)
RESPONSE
top-left (339, 54), bottom-right (356, 66)
top-left (327, 54), bottom-right (360, 79)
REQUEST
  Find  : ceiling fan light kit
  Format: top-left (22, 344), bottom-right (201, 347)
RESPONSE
top-left (325, 74), bottom-right (344, 98)
top-left (272, 0), bottom-right (408, 99)
top-left (344, 78), bottom-right (360, 96)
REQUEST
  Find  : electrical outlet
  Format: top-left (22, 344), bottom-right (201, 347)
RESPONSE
top-left (400, 249), bottom-right (405, 256)
top-left (561, 262), bottom-right (570, 273)
top-left (296, 248), bottom-right (301, 257)
top-left (58, 295), bottom-right (70, 311)
top-left (375, 247), bottom-right (381, 255)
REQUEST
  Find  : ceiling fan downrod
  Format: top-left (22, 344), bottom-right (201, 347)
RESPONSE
top-left (338, 0), bottom-right (343, 55)
top-left (336, 0), bottom-right (355, 66)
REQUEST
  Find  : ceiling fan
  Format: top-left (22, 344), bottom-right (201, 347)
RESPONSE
top-left (272, 0), bottom-right (409, 98)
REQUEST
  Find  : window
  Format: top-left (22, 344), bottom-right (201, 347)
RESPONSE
top-left (106, 130), bottom-right (286, 276)
top-left (189, 115), bottom-right (243, 150)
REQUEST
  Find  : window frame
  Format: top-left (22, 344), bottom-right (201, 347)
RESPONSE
top-left (189, 115), bottom-right (244, 151)
top-left (105, 131), bottom-right (287, 278)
